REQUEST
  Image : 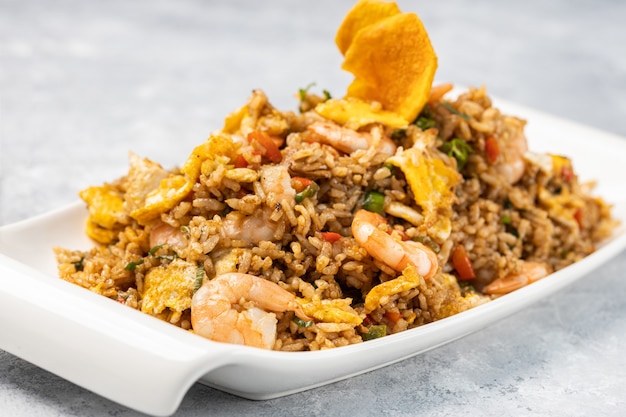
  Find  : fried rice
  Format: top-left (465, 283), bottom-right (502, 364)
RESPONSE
top-left (54, 85), bottom-right (616, 351)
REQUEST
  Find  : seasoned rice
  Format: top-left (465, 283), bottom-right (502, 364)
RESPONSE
top-left (55, 86), bottom-right (617, 351)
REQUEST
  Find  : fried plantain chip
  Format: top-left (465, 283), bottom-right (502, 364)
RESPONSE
top-left (338, 3), bottom-right (438, 124)
top-left (335, 0), bottom-right (401, 55)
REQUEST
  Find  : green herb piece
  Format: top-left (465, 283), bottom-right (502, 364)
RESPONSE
top-left (362, 324), bottom-right (387, 341)
top-left (415, 115), bottom-right (436, 130)
top-left (149, 244), bottom-right (165, 256)
top-left (391, 128), bottom-right (407, 141)
top-left (155, 253), bottom-right (178, 261)
top-left (72, 257), bottom-right (85, 272)
top-left (124, 259), bottom-right (144, 271)
top-left (293, 317), bottom-right (314, 328)
top-left (413, 235), bottom-right (441, 254)
top-left (439, 138), bottom-right (473, 171)
top-left (298, 82), bottom-right (316, 101)
top-left (382, 162), bottom-right (396, 176)
top-left (501, 214), bottom-right (512, 225)
top-left (322, 89), bottom-right (332, 101)
top-left (362, 190), bottom-right (385, 214)
top-left (443, 102), bottom-right (470, 120)
top-left (180, 225), bottom-right (191, 236)
top-left (295, 182), bottom-right (319, 203)
top-left (193, 264), bottom-right (205, 293)
top-left (149, 243), bottom-right (178, 261)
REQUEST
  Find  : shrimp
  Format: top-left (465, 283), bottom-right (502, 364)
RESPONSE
top-left (149, 222), bottom-right (186, 249)
top-left (428, 83), bottom-right (454, 105)
top-left (483, 262), bottom-right (549, 295)
top-left (496, 130), bottom-right (529, 184)
top-left (259, 164), bottom-right (296, 208)
top-left (351, 209), bottom-right (438, 279)
top-left (221, 164), bottom-right (295, 244)
top-left (307, 121), bottom-right (397, 155)
top-left (190, 272), bottom-right (311, 349)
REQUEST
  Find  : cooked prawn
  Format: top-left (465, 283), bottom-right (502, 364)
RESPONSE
top-left (191, 272), bottom-right (311, 349)
top-left (307, 121), bottom-right (397, 155)
top-left (483, 261), bottom-right (549, 295)
top-left (351, 209), bottom-right (438, 279)
top-left (221, 164), bottom-right (295, 244)
top-left (149, 222), bottom-right (186, 249)
top-left (428, 83), bottom-right (454, 104)
top-left (496, 130), bottom-right (529, 184)
top-left (259, 164), bottom-right (296, 208)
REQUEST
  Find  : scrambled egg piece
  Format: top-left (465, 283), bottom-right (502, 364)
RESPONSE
top-left (297, 297), bottom-right (363, 325)
top-left (141, 258), bottom-right (199, 322)
top-left (314, 97), bottom-right (408, 129)
top-left (127, 133), bottom-right (238, 225)
top-left (387, 133), bottom-right (460, 233)
top-left (181, 132), bottom-right (238, 181)
top-left (364, 265), bottom-right (422, 313)
top-left (79, 184), bottom-right (128, 244)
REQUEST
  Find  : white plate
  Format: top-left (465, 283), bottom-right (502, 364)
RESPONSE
top-left (2, 99), bottom-right (626, 417)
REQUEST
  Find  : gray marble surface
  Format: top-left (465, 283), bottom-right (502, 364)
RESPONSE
top-left (1, 0), bottom-right (626, 415)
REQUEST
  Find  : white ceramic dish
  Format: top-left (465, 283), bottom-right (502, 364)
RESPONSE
top-left (1, 99), bottom-right (626, 417)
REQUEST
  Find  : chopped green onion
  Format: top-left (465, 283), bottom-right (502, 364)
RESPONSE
top-left (443, 102), bottom-right (470, 120)
top-left (180, 225), bottom-right (191, 236)
top-left (413, 235), bottom-right (441, 254)
top-left (415, 116), bottom-right (436, 130)
top-left (149, 244), bottom-right (165, 256)
top-left (322, 89), bottom-right (332, 101)
top-left (391, 129), bottom-right (407, 141)
top-left (295, 182), bottom-right (319, 203)
top-left (361, 324), bottom-right (387, 341)
top-left (149, 244), bottom-right (178, 261)
top-left (193, 265), bottom-right (205, 293)
top-left (124, 259), bottom-right (144, 271)
top-left (439, 138), bottom-right (473, 171)
top-left (362, 190), bottom-right (385, 214)
top-left (72, 257), bottom-right (85, 272)
top-left (382, 162), bottom-right (396, 176)
top-left (298, 82), bottom-right (316, 101)
top-left (293, 317), bottom-right (314, 328)
top-left (501, 214), bottom-right (512, 225)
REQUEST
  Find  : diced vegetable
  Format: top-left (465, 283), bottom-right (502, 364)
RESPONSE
top-left (361, 324), bottom-right (387, 341)
top-left (413, 235), bottom-right (441, 254)
top-left (292, 176), bottom-right (314, 193)
top-left (484, 136), bottom-right (499, 164)
top-left (295, 182), bottom-right (319, 203)
top-left (363, 190), bottom-right (385, 214)
top-left (72, 257), bottom-right (85, 272)
top-left (247, 131), bottom-right (282, 163)
top-left (234, 154), bottom-right (248, 168)
top-left (384, 311), bottom-right (402, 323)
top-left (415, 115), bottom-right (436, 130)
top-left (451, 244), bottom-right (476, 280)
top-left (382, 162), bottom-right (396, 176)
top-left (439, 138), bottom-right (473, 171)
top-left (574, 208), bottom-right (583, 228)
top-left (124, 259), bottom-right (144, 271)
top-left (293, 317), bottom-right (314, 328)
top-left (321, 232), bottom-right (342, 243)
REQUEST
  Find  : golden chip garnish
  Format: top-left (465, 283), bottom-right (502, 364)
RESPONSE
top-left (314, 97), bottom-right (408, 129)
top-left (335, 0), bottom-right (401, 55)
top-left (338, 1), bottom-right (438, 123)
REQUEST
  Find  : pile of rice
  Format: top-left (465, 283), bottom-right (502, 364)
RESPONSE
top-left (55, 86), bottom-right (616, 351)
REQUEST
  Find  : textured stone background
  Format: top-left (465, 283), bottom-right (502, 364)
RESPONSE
top-left (1, 0), bottom-right (625, 416)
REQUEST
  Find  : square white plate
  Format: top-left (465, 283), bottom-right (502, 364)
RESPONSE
top-left (2, 98), bottom-right (626, 416)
